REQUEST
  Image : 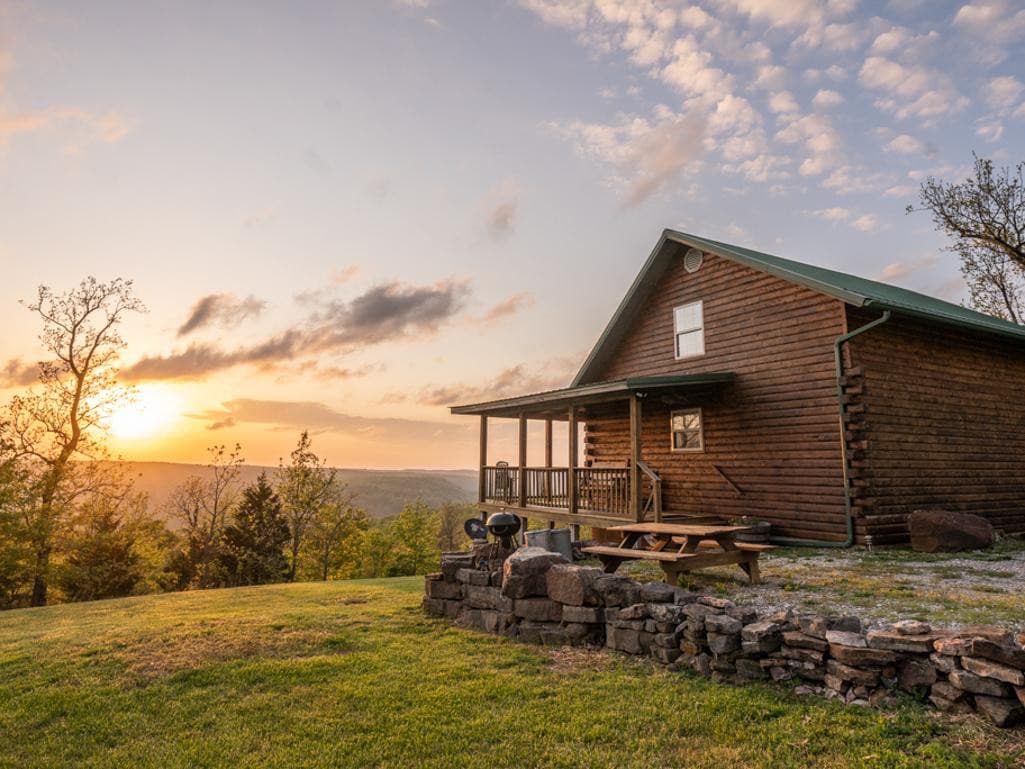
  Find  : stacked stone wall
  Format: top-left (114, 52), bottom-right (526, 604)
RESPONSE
top-left (423, 548), bottom-right (1025, 729)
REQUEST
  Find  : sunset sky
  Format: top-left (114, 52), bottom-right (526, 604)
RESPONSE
top-left (1, 0), bottom-right (1024, 469)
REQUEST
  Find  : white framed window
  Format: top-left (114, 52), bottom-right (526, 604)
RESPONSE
top-left (671, 408), bottom-right (704, 452)
top-left (674, 301), bottom-right (704, 359)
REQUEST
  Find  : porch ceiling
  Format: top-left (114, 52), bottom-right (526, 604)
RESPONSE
top-left (449, 372), bottom-right (735, 419)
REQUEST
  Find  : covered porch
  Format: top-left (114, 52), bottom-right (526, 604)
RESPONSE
top-left (451, 373), bottom-right (735, 531)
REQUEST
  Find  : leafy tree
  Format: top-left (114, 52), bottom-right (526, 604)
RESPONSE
top-left (57, 492), bottom-right (150, 602)
top-left (302, 500), bottom-right (369, 581)
top-left (388, 499), bottom-right (440, 576)
top-left (437, 502), bottom-right (475, 552)
top-left (910, 155), bottom-right (1025, 322)
top-left (358, 526), bottom-right (394, 579)
top-left (166, 444), bottom-right (243, 588)
top-left (276, 431), bottom-right (337, 581)
top-left (218, 473), bottom-right (290, 587)
top-left (0, 458), bottom-right (33, 609)
top-left (1, 277), bottom-right (145, 605)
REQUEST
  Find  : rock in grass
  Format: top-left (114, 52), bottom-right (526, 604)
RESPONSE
top-left (974, 695), bottom-right (1025, 728)
top-left (908, 509), bottom-right (995, 553)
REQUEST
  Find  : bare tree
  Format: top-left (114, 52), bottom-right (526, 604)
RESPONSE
top-left (166, 444), bottom-right (244, 588)
top-left (909, 155), bottom-right (1025, 322)
top-left (2, 278), bottom-right (144, 605)
top-left (960, 247), bottom-right (1025, 324)
top-left (276, 431), bottom-right (336, 581)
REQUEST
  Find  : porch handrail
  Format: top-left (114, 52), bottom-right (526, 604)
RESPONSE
top-left (636, 460), bottom-right (663, 522)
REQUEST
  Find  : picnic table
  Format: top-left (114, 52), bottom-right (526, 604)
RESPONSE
top-left (581, 522), bottom-right (776, 585)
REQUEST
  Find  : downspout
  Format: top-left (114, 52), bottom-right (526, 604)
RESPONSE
top-left (772, 309), bottom-right (892, 548)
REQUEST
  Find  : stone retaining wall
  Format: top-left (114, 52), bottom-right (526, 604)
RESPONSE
top-left (423, 547), bottom-right (1025, 729)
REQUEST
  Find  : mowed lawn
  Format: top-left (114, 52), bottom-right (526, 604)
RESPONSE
top-left (0, 580), bottom-right (1022, 769)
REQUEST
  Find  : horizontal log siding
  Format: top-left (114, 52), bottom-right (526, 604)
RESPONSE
top-left (846, 307), bottom-right (1025, 543)
top-left (587, 252), bottom-right (850, 540)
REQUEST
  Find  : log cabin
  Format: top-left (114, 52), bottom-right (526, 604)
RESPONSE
top-left (451, 230), bottom-right (1025, 546)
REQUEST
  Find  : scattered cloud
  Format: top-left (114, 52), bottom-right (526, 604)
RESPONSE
top-left (549, 109), bottom-right (707, 204)
top-left (876, 254), bottom-right (939, 282)
top-left (192, 398), bottom-right (471, 442)
top-left (812, 89), bottom-right (844, 109)
top-left (487, 196), bottom-right (518, 238)
top-left (859, 56), bottom-right (969, 123)
top-left (774, 113), bottom-right (841, 176)
top-left (805, 206), bottom-right (879, 231)
top-left (850, 214), bottom-right (879, 232)
top-left (331, 265), bottom-right (361, 285)
top-left (408, 356), bottom-right (578, 406)
top-left (0, 358), bottom-right (39, 388)
top-left (478, 292), bottom-right (534, 324)
top-left (177, 293), bottom-right (266, 336)
top-left (807, 206), bottom-right (850, 222)
top-left (953, 0), bottom-right (1025, 47)
top-left (982, 75), bottom-right (1023, 110)
top-left (883, 134), bottom-right (925, 154)
top-left (126, 279), bottom-right (469, 381)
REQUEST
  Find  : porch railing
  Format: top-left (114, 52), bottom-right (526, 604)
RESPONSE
top-left (482, 465), bottom-right (634, 518)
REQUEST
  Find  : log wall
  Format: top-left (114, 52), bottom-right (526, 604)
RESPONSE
top-left (846, 307), bottom-right (1025, 543)
top-left (586, 251), bottom-right (851, 540)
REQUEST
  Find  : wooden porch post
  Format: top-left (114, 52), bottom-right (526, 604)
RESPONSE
top-left (567, 406), bottom-right (578, 518)
top-left (544, 418), bottom-right (554, 528)
top-left (518, 413), bottom-right (528, 542)
top-left (478, 415), bottom-right (488, 504)
top-left (629, 394), bottom-right (643, 522)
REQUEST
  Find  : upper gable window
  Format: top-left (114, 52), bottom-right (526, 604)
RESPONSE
top-left (674, 301), bottom-right (704, 359)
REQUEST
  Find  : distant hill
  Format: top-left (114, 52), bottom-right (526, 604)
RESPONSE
top-left (117, 461), bottom-right (477, 528)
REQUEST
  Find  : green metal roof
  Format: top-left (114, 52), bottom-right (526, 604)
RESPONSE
top-left (449, 372), bottom-right (735, 417)
top-left (572, 229), bottom-right (1025, 386)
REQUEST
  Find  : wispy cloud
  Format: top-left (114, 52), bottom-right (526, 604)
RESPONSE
top-left (192, 398), bottom-right (471, 442)
top-left (0, 358), bottom-right (39, 388)
top-left (403, 356), bottom-right (579, 407)
top-left (126, 279), bottom-right (470, 381)
top-left (177, 293), bottom-right (266, 336)
top-left (876, 254), bottom-right (939, 282)
top-left (478, 292), bottom-right (534, 324)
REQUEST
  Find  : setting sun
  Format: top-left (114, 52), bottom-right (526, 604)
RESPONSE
top-left (107, 385), bottom-right (182, 440)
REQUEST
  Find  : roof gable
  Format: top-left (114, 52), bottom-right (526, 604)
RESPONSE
top-left (573, 229), bottom-right (1025, 386)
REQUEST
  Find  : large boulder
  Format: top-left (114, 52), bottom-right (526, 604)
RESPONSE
top-left (500, 547), bottom-right (567, 598)
top-left (545, 564), bottom-right (603, 606)
top-left (908, 509), bottom-right (995, 553)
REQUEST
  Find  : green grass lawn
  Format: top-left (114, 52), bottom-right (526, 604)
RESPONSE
top-left (0, 579), bottom-right (1022, 769)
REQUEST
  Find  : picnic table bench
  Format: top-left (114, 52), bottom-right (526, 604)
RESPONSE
top-left (581, 522), bottom-right (777, 585)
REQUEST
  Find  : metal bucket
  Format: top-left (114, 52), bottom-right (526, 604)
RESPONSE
top-left (525, 528), bottom-right (574, 561)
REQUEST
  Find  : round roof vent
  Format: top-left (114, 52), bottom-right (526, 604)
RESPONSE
top-left (684, 248), bottom-right (704, 274)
